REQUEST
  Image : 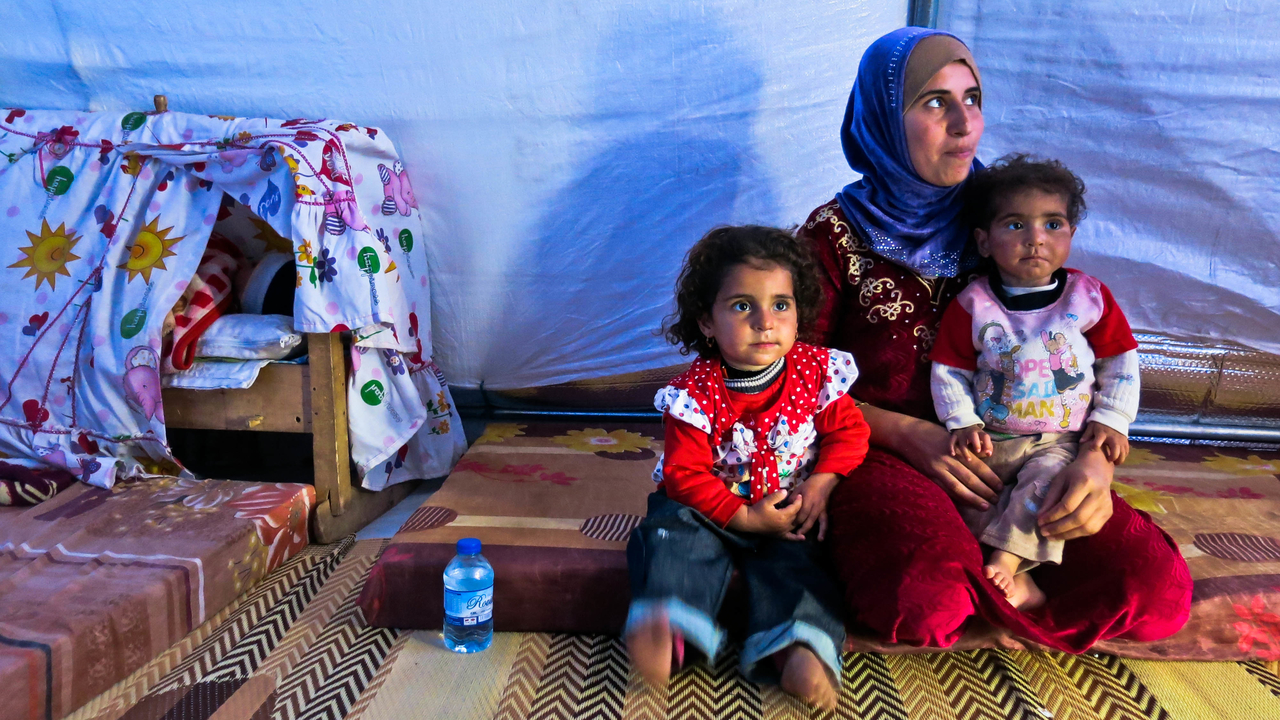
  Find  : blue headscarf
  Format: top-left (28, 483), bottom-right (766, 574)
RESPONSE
top-left (836, 27), bottom-right (982, 278)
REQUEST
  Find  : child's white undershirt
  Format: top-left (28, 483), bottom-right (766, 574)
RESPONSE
top-left (1003, 278), bottom-right (1059, 296)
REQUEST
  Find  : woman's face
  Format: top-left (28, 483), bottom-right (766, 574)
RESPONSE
top-left (902, 61), bottom-right (983, 187)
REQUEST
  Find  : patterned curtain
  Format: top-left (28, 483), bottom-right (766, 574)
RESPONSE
top-left (0, 109), bottom-right (464, 491)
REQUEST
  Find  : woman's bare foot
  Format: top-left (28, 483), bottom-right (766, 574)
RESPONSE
top-left (625, 614), bottom-right (673, 688)
top-left (775, 645), bottom-right (838, 711)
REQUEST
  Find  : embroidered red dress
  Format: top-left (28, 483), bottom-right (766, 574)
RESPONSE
top-left (799, 199), bottom-right (1192, 651)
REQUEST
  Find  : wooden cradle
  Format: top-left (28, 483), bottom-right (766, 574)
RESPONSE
top-left (161, 331), bottom-right (413, 542)
top-left (145, 97), bottom-right (415, 542)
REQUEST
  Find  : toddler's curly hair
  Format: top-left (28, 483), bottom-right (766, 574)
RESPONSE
top-left (663, 225), bottom-right (823, 358)
top-left (965, 153), bottom-right (1088, 230)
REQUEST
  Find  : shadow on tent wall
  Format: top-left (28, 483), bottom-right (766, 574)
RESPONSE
top-left (476, 4), bottom-right (780, 388)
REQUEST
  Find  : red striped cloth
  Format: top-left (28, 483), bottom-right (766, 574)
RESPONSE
top-left (164, 232), bottom-right (245, 371)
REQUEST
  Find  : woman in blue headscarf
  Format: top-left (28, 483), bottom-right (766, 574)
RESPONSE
top-left (798, 27), bottom-right (1191, 651)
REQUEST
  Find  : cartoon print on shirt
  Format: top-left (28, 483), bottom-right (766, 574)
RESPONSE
top-left (1041, 330), bottom-right (1087, 393)
top-left (321, 189), bottom-right (368, 236)
top-left (975, 321), bottom-right (1020, 423)
top-left (317, 138), bottom-right (352, 187)
top-left (36, 443), bottom-right (102, 483)
top-left (731, 465), bottom-right (751, 498)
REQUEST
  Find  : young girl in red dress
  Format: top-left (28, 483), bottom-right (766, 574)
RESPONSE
top-left (625, 225), bottom-right (869, 710)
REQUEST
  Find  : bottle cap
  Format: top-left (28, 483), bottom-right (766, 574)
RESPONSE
top-left (457, 538), bottom-right (482, 555)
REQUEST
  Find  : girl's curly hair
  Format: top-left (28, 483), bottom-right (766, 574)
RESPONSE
top-left (662, 225), bottom-right (823, 358)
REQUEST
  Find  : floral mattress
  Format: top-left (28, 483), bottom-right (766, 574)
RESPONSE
top-left (0, 477), bottom-right (314, 720)
top-left (359, 421), bottom-right (1280, 662)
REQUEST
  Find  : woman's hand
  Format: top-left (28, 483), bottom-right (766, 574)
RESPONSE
top-left (727, 490), bottom-right (803, 538)
top-left (1038, 446), bottom-right (1114, 540)
top-left (864, 404), bottom-right (1002, 509)
top-left (787, 472), bottom-right (839, 541)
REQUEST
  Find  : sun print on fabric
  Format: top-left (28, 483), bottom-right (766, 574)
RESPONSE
top-left (117, 215), bottom-right (184, 283)
top-left (551, 428), bottom-right (652, 454)
top-left (474, 423), bottom-right (526, 446)
top-left (10, 218), bottom-right (82, 290)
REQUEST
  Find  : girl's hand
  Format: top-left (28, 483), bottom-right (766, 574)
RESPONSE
top-left (1080, 421), bottom-right (1129, 465)
top-left (1038, 446), bottom-right (1115, 540)
top-left (951, 424), bottom-right (992, 459)
top-left (727, 490), bottom-right (803, 538)
top-left (786, 472), bottom-right (839, 541)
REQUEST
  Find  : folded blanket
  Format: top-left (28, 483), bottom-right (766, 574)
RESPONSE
top-left (162, 358), bottom-right (274, 390)
top-left (0, 460), bottom-right (77, 506)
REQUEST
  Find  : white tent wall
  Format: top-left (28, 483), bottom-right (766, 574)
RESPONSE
top-left (939, 1), bottom-right (1280, 358)
top-left (0, 0), bottom-right (907, 390)
top-left (8, 3), bottom-right (1273, 393)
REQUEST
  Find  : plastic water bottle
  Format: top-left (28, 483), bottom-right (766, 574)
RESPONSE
top-left (443, 537), bottom-right (493, 653)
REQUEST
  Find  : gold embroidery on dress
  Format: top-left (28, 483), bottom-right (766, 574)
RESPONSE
top-left (869, 290), bottom-right (914, 322)
top-left (845, 253), bottom-right (874, 286)
top-left (859, 278), bottom-right (915, 323)
top-left (808, 201), bottom-right (875, 286)
top-left (913, 324), bottom-right (938, 362)
top-left (914, 265), bottom-right (985, 308)
top-left (918, 275), bottom-right (960, 307)
top-left (805, 203), bottom-right (837, 230)
top-left (859, 278), bottom-right (892, 307)
top-left (837, 226), bottom-right (871, 253)
top-left (835, 233), bottom-right (873, 285)
top-left (916, 274), bottom-right (939, 300)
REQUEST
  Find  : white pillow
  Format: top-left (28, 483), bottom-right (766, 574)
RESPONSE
top-left (195, 314), bottom-right (304, 361)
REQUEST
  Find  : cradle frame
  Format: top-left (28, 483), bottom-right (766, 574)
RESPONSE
top-left (162, 331), bottom-right (414, 542)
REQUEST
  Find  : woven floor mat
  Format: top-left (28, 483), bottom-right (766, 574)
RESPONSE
top-left (68, 539), bottom-right (1280, 720)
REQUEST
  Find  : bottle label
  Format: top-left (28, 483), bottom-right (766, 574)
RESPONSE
top-left (444, 585), bottom-right (493, 625)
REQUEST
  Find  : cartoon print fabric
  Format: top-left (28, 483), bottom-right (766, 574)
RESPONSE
top-left (930, 270), bottom-right (1139, 435)
top-left (0, 109), bottom-right (464, 491)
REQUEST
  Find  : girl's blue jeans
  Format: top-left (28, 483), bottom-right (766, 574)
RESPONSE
top-left (625, 490), bottom-right (845, 685)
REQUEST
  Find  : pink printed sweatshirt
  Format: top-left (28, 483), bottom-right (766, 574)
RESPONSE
top-left (929, 269), bottom-right (1141, 435)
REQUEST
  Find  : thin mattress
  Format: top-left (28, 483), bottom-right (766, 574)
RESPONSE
top-left (1, 477), bottom-right (314, 720)
top-left (359, 420), bottom-right (1280, 662)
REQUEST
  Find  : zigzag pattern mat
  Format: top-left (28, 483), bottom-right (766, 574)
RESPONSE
top-left (66, 539), bottom-right (1280, 720)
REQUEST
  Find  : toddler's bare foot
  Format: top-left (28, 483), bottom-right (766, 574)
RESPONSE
top-left (984, 549), bottom-right (1047, 610)
top-left (985, 549), bottom-right (1043, 607)
top-left (776, 645), bottom-right (838, 711)
top-left (626, 614), bottom-right (673, 688)
top-left (983, 564), bottom-right (1015, 599)
top-left (1011, 572), bottom-right (1047, 610)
